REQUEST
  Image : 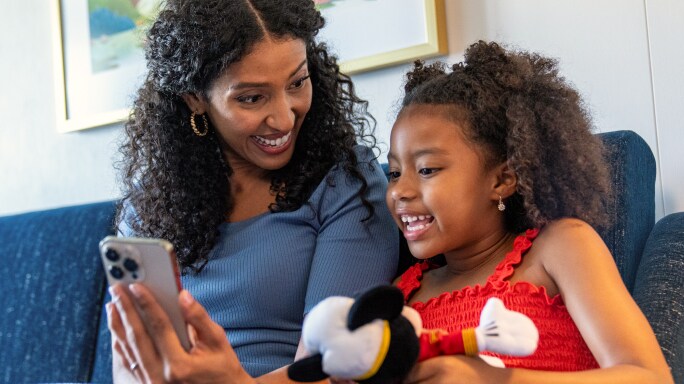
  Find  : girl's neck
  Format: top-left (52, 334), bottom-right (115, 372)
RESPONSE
top-left (442, 230), bottom-right (517, 277)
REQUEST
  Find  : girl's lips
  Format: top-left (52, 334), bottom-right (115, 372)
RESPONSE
top-left (399, 214), bottom-right (434, 241)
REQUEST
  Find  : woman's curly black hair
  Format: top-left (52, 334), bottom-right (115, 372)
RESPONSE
top-left (400, 41), bottom-right (612, 233)
top-left (116, 0), bottom-right (377, 273)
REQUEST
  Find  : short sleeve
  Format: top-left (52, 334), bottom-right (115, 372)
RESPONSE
top-left (304, 146), bottom-right (399, 313)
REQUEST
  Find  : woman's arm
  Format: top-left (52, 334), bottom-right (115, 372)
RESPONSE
top-left (404, 219), bottom-right (674, 384)
top-left (304, 147), bottom-right (399, 312)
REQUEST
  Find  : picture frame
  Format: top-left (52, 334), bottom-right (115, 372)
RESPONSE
top-left (316, 0), bottom-right (448, 74)
top-left (51, 0), bottom-right (157, 133)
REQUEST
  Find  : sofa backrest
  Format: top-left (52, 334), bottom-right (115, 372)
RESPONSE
top-left (0, 201), bottom-right (116, 383)
top-left (596, 130), bottom-right (656, 292)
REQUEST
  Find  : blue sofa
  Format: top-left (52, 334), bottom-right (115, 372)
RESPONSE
top-left (0, 130), bottom-right (682, 383)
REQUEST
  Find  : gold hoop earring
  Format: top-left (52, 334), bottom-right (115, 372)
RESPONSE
top-left (498, 195), bottom-right (506, 212)
top-left (190, 112), bottom-right (209, 136)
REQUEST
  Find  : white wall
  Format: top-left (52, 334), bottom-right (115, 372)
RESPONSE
top-left (351, 0), bottom-right (683, 219)
top-left (1, 0), bottom-right (681, 218)
top-left (0, 2), bottom-right (121, 216)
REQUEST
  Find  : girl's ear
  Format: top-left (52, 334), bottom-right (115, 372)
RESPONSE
top-left (492, 161), bottom-right (517, 199)
top-left (181, 93), bottom-right (207, 114)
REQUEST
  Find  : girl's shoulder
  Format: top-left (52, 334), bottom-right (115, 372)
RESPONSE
top-left (534, 217), bottom-right (605, 255)
top-left (531, 217), bottom-right (613, 282)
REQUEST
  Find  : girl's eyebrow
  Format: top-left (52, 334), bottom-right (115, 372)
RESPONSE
top-left (388, 147), bottom-right (449, 162)
top-left (230, 59), bottom-right (308, 90)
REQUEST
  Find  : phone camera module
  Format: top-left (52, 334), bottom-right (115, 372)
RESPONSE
top-left (105, 248), bottom-right (120, 262)
top-left (123, 258), bottom-right (139, 272)
top-left (109, 266), bottom-right (125, 280)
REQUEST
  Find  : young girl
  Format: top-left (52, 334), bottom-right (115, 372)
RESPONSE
top-left (388, 41), bottom-right (674, 383)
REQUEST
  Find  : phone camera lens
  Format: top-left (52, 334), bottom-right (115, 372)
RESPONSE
top-left (109, 266), bottom-right (125, 280)
top-left (105, 248), bottom-right (120, 262)
top-left (123, 258), bottom-right (139, 272)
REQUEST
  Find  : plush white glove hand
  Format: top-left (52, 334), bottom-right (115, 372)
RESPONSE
top-left (474, 298), bottom-right (539, 356)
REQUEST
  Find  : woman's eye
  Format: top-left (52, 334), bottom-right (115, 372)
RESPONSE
top-left (236, 94), bottom-right (263, 104)
top-left (290, 75), bottom-right (310, 90)
top-left (388, 171), bottom-right (401, 181)
top-left (418, 168), bottom-right (438, 176)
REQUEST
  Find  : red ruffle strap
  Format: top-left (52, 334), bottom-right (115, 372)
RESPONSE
top-left (488, 229), bottom-right (539, 287)
top-left (396, 262), bottom-right (431, 301)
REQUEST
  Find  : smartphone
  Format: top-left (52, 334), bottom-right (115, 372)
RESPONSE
top-left (99, 236), bottom-right (191, 350)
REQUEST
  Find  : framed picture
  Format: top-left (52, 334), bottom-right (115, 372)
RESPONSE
top-left (51, 0), bottom-right (160, 132)
top-left (316, 0), bottom-right (448, 74)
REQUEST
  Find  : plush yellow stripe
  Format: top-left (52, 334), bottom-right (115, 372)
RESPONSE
top-left (463, 328), bottom-right (479, 356)
top-left (354, 321), bottom-right (391, 381)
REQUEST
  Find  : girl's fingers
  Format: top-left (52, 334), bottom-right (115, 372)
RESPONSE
top-left (178, 290), bottom-right (230, 350)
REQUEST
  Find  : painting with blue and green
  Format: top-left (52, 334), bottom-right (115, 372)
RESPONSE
top-left (88, 0), bottom-right (161, 73)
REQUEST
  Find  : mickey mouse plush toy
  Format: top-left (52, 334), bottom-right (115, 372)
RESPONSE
top-left (287, 285), bottom-right (538, 383)
top-left (288, 285), bottom-right (420, 383)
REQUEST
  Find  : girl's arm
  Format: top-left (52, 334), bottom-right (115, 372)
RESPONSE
top-left (405, 218), bottom-right (673, 384)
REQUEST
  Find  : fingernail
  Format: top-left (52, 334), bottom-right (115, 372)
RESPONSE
top-left (129, 283), bottom-right (142, 298)
top-left (108, 286), bottom-right (120, 301)
top-left (180, 290), bottom-right (194, 306)
top-left (105, 302), bottom-right (113, 315)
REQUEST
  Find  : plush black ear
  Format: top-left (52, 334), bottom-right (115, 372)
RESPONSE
top-left (348, 285), bottom-right (405, 330)
top-left (287, 354), bottom-right (329, 382)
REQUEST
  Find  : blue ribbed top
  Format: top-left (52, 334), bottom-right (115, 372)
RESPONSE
top-left (124, 146), bottom-right (398, 376)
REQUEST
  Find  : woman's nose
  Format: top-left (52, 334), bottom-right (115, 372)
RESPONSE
top-left (266, 95), bottom-right (295, 130)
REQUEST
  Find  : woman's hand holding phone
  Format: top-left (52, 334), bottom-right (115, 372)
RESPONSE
top-left (107, 283), bottom-right (254, 383)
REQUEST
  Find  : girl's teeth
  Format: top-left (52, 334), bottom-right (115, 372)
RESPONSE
top-left (400, 215), bottom-right (433, 223)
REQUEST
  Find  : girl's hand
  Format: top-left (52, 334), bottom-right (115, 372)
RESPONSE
top-left (403, 355), bottom-right (507, 384)
top-left (107, 283), bottom-right (256, 384)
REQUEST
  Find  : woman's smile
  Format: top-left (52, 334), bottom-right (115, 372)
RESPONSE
top-left (251, 131), bottom-right (293, 154)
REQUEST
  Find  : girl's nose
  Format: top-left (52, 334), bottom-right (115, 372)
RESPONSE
top-left (389, 175), bottom-right (417, 202)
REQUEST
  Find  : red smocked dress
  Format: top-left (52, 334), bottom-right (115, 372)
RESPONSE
top-left (397, 229), bottom-right (599, 371)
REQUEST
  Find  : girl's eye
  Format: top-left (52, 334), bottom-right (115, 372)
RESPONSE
top-left (236, 94), bottom-right (263, 104)
top-left (388, 171), bottom-right (401, 181)
top-left (418, 168), bottom-right (438, 176)
top-left (290, 75), bottom-right (310, 90)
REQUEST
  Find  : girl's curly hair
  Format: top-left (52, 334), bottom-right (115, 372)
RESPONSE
top-left (117, 0), bottom-right (377, 273)
top-left (401, 41), bottom-right (612, 233)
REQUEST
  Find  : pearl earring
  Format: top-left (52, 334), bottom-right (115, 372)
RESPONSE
top-left (498, 195), bottom-right (506, 212)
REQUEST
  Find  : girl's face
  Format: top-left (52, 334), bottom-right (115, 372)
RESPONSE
top-left (386, 105), bottom-right (502, 259)
top-left (189, 37), bottom-right (312, 173)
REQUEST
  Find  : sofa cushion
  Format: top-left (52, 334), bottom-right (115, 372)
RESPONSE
top-left (633, 212), bottom-right (684, 383)
top-left (0, 201), bottom-right (116, 383)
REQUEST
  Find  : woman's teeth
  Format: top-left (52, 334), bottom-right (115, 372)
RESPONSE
top-left (254, 131), bottom-right (291, 147)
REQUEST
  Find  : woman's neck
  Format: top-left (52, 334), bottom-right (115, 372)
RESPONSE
top-left (226, 159), bottom-right (275, 223)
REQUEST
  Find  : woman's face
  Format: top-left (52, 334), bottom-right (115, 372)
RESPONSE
top-left (190, 37), bottom-right (312, 173)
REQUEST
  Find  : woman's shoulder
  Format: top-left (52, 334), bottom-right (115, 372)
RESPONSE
top-left (322, 144), bottom-right (383, 184)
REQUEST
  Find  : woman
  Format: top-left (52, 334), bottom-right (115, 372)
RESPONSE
top-left (107, 0), bottom-right (398, 382)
